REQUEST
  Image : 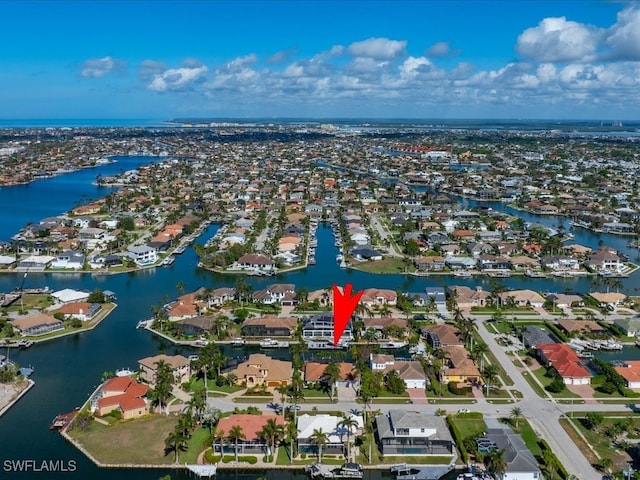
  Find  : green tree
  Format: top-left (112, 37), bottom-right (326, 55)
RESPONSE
top-left (87, 288), bottom-right (106, 303)
top-left (309, 428), bottom-right (329, 462)
top-left (322, 361), bottom-right (341, 401)
top-left (165, 428), bottom-right (188, 463)
top-left (149, 360), bottom-right (174, 415)
top-left (510, 407), bottom-right (522, 429)
top-left (337, 415), bottom-right (359, 462)
top-left (384, 369), bottom-right (406, 395)
top-left (260, 417), bottom-right (285, 457)
top-left (484, 449), bottom-right (507, 477)
top-left (228, 425), bottom-right (246, 462)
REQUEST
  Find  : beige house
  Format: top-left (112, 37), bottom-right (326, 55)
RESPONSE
top-left (232, 353), bottom-right (292, 387)
top-left (95, 376), bottom-right (149, 420)
top-left (450, 286), bottom-right (492, 309)
top-left (498, 289), bottom-right (545, 308)
top-left (138, 354), bottom-right (191, 384)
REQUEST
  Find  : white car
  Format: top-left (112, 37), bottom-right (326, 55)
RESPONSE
top-left (458, 408), bottom-right (471, 414)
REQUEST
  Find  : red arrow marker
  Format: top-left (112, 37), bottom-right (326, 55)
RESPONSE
top-left (332, 283), bottom-right (364, 346)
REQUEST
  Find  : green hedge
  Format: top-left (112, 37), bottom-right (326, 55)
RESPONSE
top-left (220, 455), bottom-right (258, 464)
top-left (538, 439), bottom-right (568, 479)
top-left (446, 415), bottom-right (468, 464)
top-left (544, 322), bottom-right (568, 342)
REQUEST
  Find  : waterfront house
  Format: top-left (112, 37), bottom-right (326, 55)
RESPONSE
top-left (17, 255), bottom-right (55, 270)
top-left (207, 287), bottom-right (236, 306)
top-left (614, 361), bottom-right (640, 389)
top-left (584, 248), bottom-right (624, 272)
top-left (363, 317), bottom-right (407, 335)
top-left (94, 375), bottom-right (149, 420)
top-left (375, 410), bottom-right (455, 456)
top-left (440, 346), bottom-right (481, 384)
top-left (557, 319), bottom-right (605, 336)
top-left (231, 353), bottom-right (292, 387)
top-left (485, 425), bottom-right (541, 480)
top-left (351, 246), bottom-right (383, 261)
top-left (138, 354), bottom-right (191, 385)
top-left (541, 255), bottom-right (580, 271)
top-left (175, 315), bottom-right (216, 336)
top-left (444, 256), bottom-right (477, 270)
top-left (546, 293), bottom-right (584, 309)
top-left (414, 256), bottom-right (445, 271)
top-left (11, 313), bottom-right (64, 336)
top-left (297, 413), bottom-right (362, 455)
top-left (215, 414), bottom-right (286, 455)
top-left (51, 288), bottom-right (90, 304)
top-left (302, 314), bottom-right (353, 342)
top-left (536, 343), bottom-right (591, 385)
top-left (422, 324), bottom-right (463, 348)
top-left (50, 250), bottom-right (85, 270)
top-left (167, 291), bottom-right (206, 320)
top-left (235, 253), bottom-right (276, 273)
top-left (369, 354), bottom-right (428, 389)
top-left (126, 245), bottom-right (157, 266)
top-left (241, 316), bottom-right (298, 337)
top-left (613, 318), bottom-right (640, 337)
top-left (55, 302), bottom-right (101, 321)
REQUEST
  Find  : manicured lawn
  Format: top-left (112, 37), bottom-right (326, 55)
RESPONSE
top-left (70, 415), bottom-right (178, 465)
top-left (181, 427), bottom-right (211, 464)
top-left (350, 258), bottom-right (408, 274)
top-left (530, 367), bottom-right (580, 399)
top-left (449, 415), bottom-right (487, 441)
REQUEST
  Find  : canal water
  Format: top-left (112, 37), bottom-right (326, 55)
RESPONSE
top-left (0, 156), bottom-right (639, 479)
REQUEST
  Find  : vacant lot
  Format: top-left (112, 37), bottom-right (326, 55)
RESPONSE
top-left (70, 415), bottom-right (178, 465)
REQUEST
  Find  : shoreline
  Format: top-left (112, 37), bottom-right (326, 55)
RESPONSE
top-left (0, 379), bottom-right (35, 417)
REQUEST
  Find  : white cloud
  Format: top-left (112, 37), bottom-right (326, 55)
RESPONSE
top-left (399, 56), bottom-right (432, 80)
top-left (347, 37), bottom-right (406, 60)
top-left (148, 64), bottom-right (208, 92)
top-left (80, 56), bottom-right (127, 78)
top-left (426, 42), bottom-right (452, 57)
top-left (604, 6), bottom-right (640, 60)
top-left (516, 17), bottom-right (601, 62)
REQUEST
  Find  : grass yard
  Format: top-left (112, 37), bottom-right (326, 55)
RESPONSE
top-left (181, 427), bottom-right (211, 464)
top-left (350, 258), bottom-right (408, 274)
top-left (70, 415), bottom-right (178, 465)
top-left (449, 415), bottom-right (488, 441)
top-left (530, 367), bottom-right (580, 399)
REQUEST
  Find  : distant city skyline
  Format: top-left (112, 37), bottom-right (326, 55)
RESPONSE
top-left (2, 1), bottom-right (640, 120)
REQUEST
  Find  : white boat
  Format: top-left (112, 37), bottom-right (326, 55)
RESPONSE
top-left (162, 256), bottom-right (175, 266)
top-left (524, 269), bottom-right (547, 278)
top-left (380, 341), bottom-right (408, 349)
top-left (115, 368), bottom-right (134, 377)
top-left (231, 338), bottom-right (245, 346)
top-left (259, 338), bottom-right (290, 348)
top-left (454, 270), bottom-right (472, 277)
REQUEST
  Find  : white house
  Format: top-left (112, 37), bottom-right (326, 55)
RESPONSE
top-left (126, 245), bottom-right (158, 266)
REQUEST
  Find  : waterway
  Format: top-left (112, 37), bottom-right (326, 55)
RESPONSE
top-left (1, 155), bottom-right (640, 479)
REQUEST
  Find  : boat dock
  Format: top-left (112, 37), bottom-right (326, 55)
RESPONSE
top-left (185, 464), bottom-right (217, 478)
top-left (390, 463), bottom-right (455, 480)
top-left (50, 410), bottom-right (78, 431)
top-left (306, 463), bottom-right (363, 479)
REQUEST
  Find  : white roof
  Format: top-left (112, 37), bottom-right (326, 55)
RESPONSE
top-left (20, 255), bottom-right (56, 264)
top-left (52, 288), bottom-right (90, 303)
top-left (297, 413), bottom-right (362, 442)
top-left (0, 255), bottom-right (16, 265)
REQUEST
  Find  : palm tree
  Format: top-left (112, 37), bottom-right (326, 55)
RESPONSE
top-left (472, 342), bottom-right (489, 372)
top-left (285, 420), bottom-right (298, 463)
top-left (165, 428), bottom-right (188, 463)
top-left (275, 384), bottom-right (290, 418)
top-left (510, 406), bottom-right (523, 429)
top-left (484, 449), bottom-right (507, 477)
top-left (322, 361), bottom-right (341, 402)
top-left (202, 406), bottom-right (221, 434)
top-left (337, 416), bottom-right (359, 462)
top-left (483, 364), bottom-right (500, 396)
top-left (309, 428), bottom-right (329, 462)
top-left (228, 425), bottom-right (246, 462)
top-left (260, 418), bottom-right (285, 457)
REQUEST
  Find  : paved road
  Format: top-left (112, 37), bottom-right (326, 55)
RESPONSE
top-left (369, 214), bottom-right (401, 257)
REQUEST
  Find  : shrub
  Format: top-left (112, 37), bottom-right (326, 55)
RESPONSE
top-left (301, 453), bottom-right (307, 459)
top-left (546, 379), bottom-right (566, 393)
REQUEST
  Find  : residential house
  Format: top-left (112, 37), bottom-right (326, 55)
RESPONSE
top-left (422, 324), bottom-right (463, 348)
top-left (536, 343), bottom-right (591, 385)
top-left (361, 288), bottom-right (397, 306)
top-left (614, 361), bottom-right (640, 389)
top-left (231, 353), bottom-right (292, 387)
top-left (252, 284), bottom-right (296, 306)
top-left (541, 256), bottom-right (580, 271)
top-left (302, 314), bottom-right (353, 342)
top-left (51, 288), bottom-right (90, 304)
top-left (613, 318), bottom-right (640, 337)
top-left (241, 316), bottom-right (298, 337)
top-left (363, 317), bottom-right (407, 336)
top-left (444, 256), bottom-right (477, 270)
top-left (235, 254), bottom-right (276, 273)
top-left (167, 291), bottom-right (206, 320)
top-left (126, 245), bottom-right (158, 266)
top-left (298, 414), bottom-right (362, 455)
top-left (303, 362), bottom-right (359, 388)
top-left (17, 255), bottom-right (55, 270)
top-left (477, 255), bottom-right (511, 271)
top-left (50, 250), bottom-right (85, 270)
top-left (55, 302), bottom-right (101, 321)
top-left (369, 354), bottom-right (428, 389)
top-left (207, 287), bottom-right (236, 306)
top-left (94, 375), bottom-right (149, 420)
top-left (175, 315), bottom-right (216, 336)
top-left (11, 313), bottom-right (64, 336)
top-left (485, 424), bottom-right (541, 480)
top-left (440, 346), bottom-right (482, 384)
top-left (414, 256), bottom-right (445, 271)
top-left (498, 289), bottom-right (545, 308)
top-left (351, 246), bottom-right (383, 261)
top-left (449, 286), bottom-right (492, 309)
top-left (138, 354), bottom-right (191, 384)
top-left (585, 248), bottom-right (624, 272)
top-left (546, 293), bottom-right (584, 309)
top-left (215, 414), bottom-right (287, 455)
top-left (589, 292), bottom-right (626, 308)
top-left (375, 410), bottom-right (455, 456)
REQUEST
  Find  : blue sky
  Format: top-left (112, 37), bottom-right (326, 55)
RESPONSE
top-left (1, 1), bottom-right (639, 120)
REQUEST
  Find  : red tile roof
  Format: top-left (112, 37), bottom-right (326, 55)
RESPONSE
top-left (217, 414), bottom-right (286, 441)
